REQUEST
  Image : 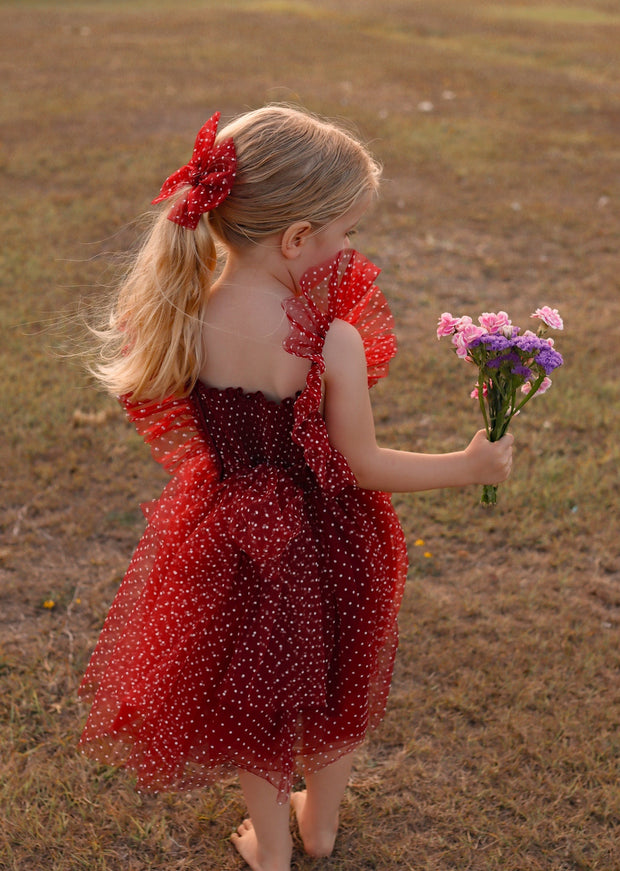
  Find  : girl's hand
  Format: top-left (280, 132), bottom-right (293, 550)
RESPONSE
top-left (465, 429), bottom-right (514, 485)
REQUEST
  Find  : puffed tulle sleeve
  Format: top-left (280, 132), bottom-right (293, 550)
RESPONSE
top-left (120, 392), bottom-right (220, 477)
top-left (282, 249), bottom-right (397, 494)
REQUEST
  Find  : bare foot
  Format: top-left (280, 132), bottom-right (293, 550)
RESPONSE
top-left (291, 790), bottom-right (338, 858)
top-left (230, 818), bottom-right (291, 871)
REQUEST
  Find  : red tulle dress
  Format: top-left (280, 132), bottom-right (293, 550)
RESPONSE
top-left (78, 249), bottom-right (409, 802)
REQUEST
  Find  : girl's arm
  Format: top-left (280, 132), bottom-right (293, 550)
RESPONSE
top-left (322, 319), bottom-right (513, 493)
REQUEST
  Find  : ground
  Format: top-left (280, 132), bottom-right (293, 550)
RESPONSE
top-left (0, 2), bottom-right (619, 869)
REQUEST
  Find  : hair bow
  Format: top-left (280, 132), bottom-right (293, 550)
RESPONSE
top-left (152, 111), bottom-right (237, 230)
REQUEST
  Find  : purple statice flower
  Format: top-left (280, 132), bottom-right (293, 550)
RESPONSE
top-left (486, 352), bottom-right (521, 369)
top-left (512, 364), bottom-right (532, 378)
top-left (470, 334), bottom-right (511, 351)
top-left (535, 347), bottom-right (563, 374)
top-left (513, 334), bottom-right (546, 354)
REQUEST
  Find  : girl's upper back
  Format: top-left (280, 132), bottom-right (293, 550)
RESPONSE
top-left (198, 278), bottom-right (311, 403)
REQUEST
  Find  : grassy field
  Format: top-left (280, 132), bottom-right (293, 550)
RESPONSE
top-left (1, 1), bottom-right (619, 869)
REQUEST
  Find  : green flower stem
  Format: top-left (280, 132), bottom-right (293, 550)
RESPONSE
top-left (488, 385), bottom-right (506, 441)
top-left (477, 372), bottom-right (490, 435)
top-left (481, 483), bottom-right (498, 505)
top-left (480, 374), bottom-right (521, 504)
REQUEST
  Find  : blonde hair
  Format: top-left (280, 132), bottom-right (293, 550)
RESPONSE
top-left (92, 105), bottom-right (382, 401)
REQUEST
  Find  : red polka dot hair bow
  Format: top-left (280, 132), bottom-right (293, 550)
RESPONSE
top-left (152, 111), bottom-right (237, 230)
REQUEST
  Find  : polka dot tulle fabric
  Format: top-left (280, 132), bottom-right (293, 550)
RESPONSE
top-left (78, 249), bottom-right (408, 801)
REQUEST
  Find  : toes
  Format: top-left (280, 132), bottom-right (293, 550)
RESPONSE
top-left (231, 817), bottom-right (253, 839)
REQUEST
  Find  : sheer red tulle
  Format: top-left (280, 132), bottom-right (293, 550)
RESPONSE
top-left (78, 249), bottom-right (408, 802)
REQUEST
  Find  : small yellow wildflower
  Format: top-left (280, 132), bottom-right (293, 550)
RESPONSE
top-left (424, 552), bottom-right (432, 559)
top-left (414, 539), bottom-right (425, 547)
top-left (43, 600), bottom-right (56, 610)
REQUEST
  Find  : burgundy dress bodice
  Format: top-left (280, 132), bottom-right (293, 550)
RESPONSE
top-left (194, 385), bottom-right (311, 488)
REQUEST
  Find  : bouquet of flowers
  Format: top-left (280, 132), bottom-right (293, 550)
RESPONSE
top-left (437, 306), bottom-right (564, 504)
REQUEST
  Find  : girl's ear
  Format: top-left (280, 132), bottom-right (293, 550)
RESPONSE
top-left (281, 221), bottom-right (313, 259)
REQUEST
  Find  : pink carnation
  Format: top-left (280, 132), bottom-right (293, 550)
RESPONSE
top-left (453, 332), bottom-right (470, 358)
top-left (436, 312), bottom-right (460, 338)
top-left (470, 383), bottom-right (489, 399)
top-left (452, 323), bottom-right (486, 358)
top-left (478, 311), bottom-right (512, 334)
top-left (521, 376), bottom-right (552, 396)
top-left (531, 306), bottom-right (563, 330)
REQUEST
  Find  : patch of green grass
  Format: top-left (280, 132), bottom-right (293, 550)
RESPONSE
top-left (485, 4), bottom-right (620, 26)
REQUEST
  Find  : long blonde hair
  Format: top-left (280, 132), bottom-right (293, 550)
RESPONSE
top-left (92, 105), bottom-right (382, 401)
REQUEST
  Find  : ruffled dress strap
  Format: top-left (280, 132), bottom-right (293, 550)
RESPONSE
top-left (282, 249), bottom-right (397, 494)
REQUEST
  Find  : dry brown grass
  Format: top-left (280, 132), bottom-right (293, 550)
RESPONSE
top-left (1, 1), bottom-right (619, 869)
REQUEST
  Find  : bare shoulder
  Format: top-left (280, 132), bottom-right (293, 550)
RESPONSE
top-left (323, 318), bottom-right (365, 369)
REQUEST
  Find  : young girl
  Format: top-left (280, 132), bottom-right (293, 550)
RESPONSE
top-left (78, 106), bottom-right (513, 871)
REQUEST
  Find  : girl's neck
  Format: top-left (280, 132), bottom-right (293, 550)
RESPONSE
top-left (215, 240), bottom-right (299, 300)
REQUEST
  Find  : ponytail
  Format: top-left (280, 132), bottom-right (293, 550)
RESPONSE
top-left (91, 203), bottom-right (218, 401)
